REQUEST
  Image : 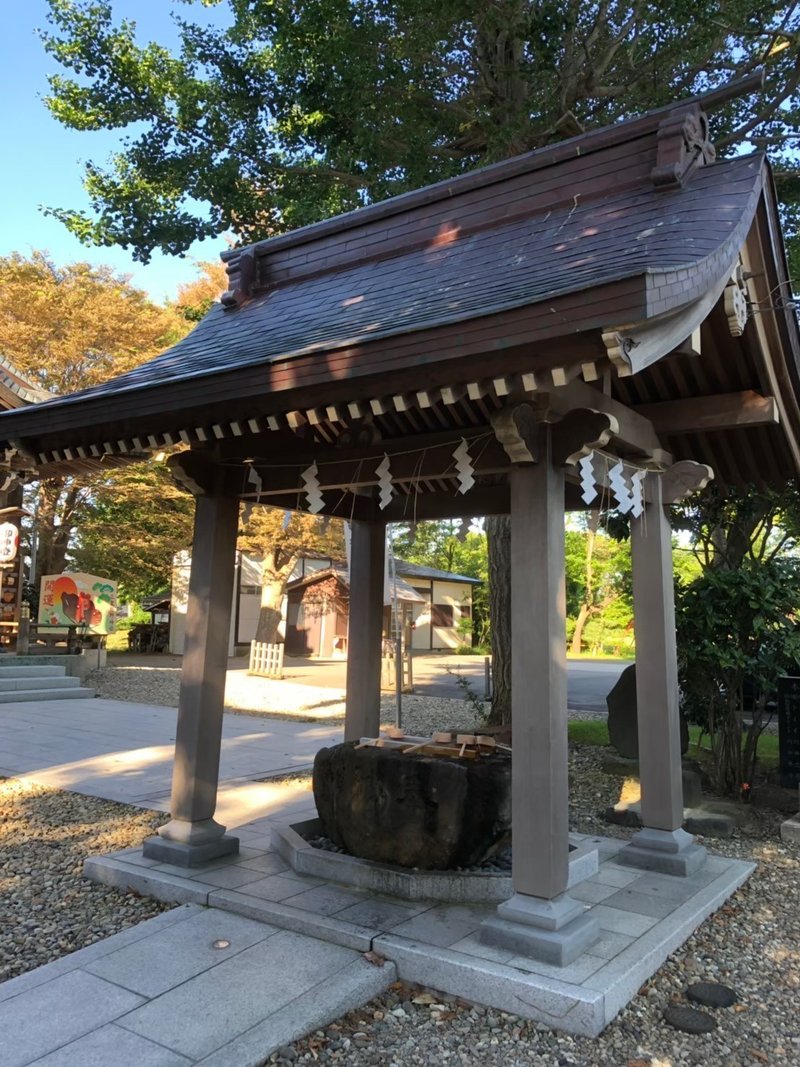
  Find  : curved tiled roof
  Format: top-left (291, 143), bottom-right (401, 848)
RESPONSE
top-left (0, 355), bottom-right (52, 408)
top-left (19, 155), bottom-right (763, 411)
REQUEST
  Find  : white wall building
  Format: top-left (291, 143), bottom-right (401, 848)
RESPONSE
top-left (169, 552), bottom-right (479, 656)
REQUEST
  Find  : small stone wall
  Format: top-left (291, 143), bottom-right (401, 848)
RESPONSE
top-left (273, 819), bottom-right (599, 904)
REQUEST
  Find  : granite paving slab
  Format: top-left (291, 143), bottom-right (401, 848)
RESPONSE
top-left (83, 834), bottom-right (755, 1037)
top-left (1, 905), bottom-right (395, 1067)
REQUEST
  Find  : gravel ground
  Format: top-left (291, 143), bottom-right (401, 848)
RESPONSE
top-left (0, 778), bottom-right (170, 983)
top-left (5, 666), bottom-right (799, 1065)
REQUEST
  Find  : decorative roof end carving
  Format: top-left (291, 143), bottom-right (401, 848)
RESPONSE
top-left (724, 263), bottom-right (749, 336)
top-left (221, 250), bottom-right (258, 310)
top-left (651, 105), bottom-right (715, 190)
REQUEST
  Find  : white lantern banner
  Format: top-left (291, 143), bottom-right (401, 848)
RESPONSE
top-left (578, 452), bottom-right (598, 505)
top-left (630, 469), bottom-right (647, 518)
top-left (301, 461), bottom-right (325, 514)
top-left (0, 522), bottom-right (18, 563)
top-left (609, 461), bottom-right (633, 514)
top-left (453, 438), bottom-right (475, 495)
top-left (376, 454), bottom-right (393, 510)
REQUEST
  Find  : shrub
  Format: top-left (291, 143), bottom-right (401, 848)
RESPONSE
top-left (676, 555), bottom-right (800, 795)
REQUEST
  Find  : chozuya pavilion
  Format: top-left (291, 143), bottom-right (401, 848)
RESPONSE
top-left (3, 73), bottom-right (800, 1032)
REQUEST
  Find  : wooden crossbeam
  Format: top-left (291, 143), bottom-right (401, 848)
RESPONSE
top-left (632, 391), bottom-right (778, 434)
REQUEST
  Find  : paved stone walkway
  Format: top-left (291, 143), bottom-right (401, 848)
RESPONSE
top-left (0, 904), bottom-right (394, 1066)
top-left (0, 696), bottom-right (341, 828)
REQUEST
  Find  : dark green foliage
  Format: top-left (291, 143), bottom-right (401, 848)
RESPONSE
top-left (40, 1), bottom-right (800, 277)
top-left (676, 555), bottom-right (800, 795)
top-left (674, 481), bottom-right (800, 795)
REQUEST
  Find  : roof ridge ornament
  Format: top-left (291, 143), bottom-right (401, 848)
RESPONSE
top-left (221, 250), bottom-right (257, 310)
top-left (651, 104), bottom-right (716, 190)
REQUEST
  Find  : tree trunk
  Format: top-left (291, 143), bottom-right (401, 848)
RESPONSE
top-left (569, 511), bottom-right (599, 654)
top-left (485, 514), bottom-right (511, 725)
top-left (254, 547), bottom-right (299, 643)
top-left (35, 478), bottom-right (81, 578)
top-left (254, 576), bottom-right (288, 643)
top-left (570, 602), bottom-right (592, 655)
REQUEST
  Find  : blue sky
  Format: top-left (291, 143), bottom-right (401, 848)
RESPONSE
top-left (0, 1), bottom-right (230, 303)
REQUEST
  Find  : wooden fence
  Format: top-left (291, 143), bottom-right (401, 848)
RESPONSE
top-left (249, 640), bottom-right (285, 678)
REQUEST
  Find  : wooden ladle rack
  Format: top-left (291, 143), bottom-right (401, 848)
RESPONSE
top-left (356, 727), bottom-right (511, 760)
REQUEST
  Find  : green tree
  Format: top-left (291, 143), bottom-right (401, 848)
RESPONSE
top-left (673, 481), bottom-right (800, 794)
top-left (676, 555), bottom-right (800, 795)
top-left (41, 2), bottom-right (800, 264)
top-left (565, 513), bottom-right (632, 655)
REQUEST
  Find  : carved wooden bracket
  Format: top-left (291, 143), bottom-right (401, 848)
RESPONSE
top-left (7, 438), bottom-right (35, 470)
top-left (221, 250), bottom-right (257, 310)
top-left (491, 404), bottom-right (540, 463)
top-left (551, 410), bottom-right (618, 466)
top-left (656, 460), bottom-right (714, 504)
top-left (651, 104), bottom-right (715, 189)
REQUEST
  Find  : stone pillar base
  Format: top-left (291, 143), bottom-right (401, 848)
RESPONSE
top-left (780, 813), bottom-right (800, 845)
top-left (617, 827), bottom-right (706, 876)
top-left (479, 892), bottom-right (599, 966)
top-left (143, 816), bottom-right (239, 867)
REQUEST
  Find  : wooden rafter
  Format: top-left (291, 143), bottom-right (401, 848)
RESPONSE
top-left (632, 390), bottom-right (778, 434)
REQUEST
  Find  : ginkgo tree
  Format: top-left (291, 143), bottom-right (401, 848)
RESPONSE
top-left (238, 505), bottom-right (345, 643)
top-left (0, 251), bottom-right (183, 580)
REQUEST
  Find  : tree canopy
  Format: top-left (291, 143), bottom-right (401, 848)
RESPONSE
top-left (70, 462), bottom-right (195, 601)
top-left (0, 250), bottom-right (180, 394)
top-left (41, 1), bottom-right (800, 269)
top-left (0, 251), bottom-right (188, 583)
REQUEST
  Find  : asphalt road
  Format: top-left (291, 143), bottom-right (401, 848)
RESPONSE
top-left (410, 656), bottom-right (630, 713)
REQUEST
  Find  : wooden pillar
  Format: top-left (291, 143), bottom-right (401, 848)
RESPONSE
top-left (344, 520), bottom-right (385, 741)
top-left (481, 425), bottom-right (598, 964)
top-left (631, 474), bottom-right (684, 831)
top-left (509, 453), bottom-right (570, 899)
top-left (618, 471), bottom-right (706, 875)
top-left (143, 489), bottom-right (240, 866)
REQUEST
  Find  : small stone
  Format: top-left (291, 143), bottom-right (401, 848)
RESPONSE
top-left (686, 981), bottom-right (738, 1008)
top-left (663, 1004), bottom-right (717, 1034)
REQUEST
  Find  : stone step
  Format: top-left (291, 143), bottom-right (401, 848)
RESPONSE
top-left (0, 674), bottom-right (79, 692)
top-left (0, 664), bottom-right (67, 678)
top-left (0, 687), bottom-right (94, 703)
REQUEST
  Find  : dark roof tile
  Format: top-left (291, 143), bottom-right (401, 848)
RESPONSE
top-left (22, 155), bottom-right (764, 415)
